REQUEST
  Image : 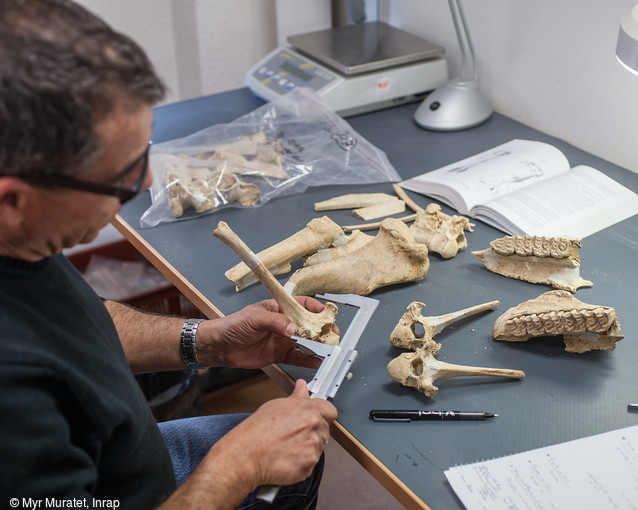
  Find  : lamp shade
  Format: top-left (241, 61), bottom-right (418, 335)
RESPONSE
top-left (617, 3), bottom-right (638, 75)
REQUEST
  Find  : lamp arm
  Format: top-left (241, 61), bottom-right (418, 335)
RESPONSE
top-left (448, 0), bottom-right (478, 82)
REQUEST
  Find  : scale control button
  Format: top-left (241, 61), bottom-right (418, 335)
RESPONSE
top-left (278, 78), bottom-right (288, 86)
top-left (285, 82), bottom-right (295, 90)
top-left (265, 70), bottom-right (274, 77)
top-left (258, 66), bottom-right (268, 75)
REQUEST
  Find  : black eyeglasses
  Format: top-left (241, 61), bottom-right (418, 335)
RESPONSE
top-left (7, 142), bottom-right (152, 204)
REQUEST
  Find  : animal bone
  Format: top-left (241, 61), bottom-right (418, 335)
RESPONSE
top-left (493, 290), bottom-right (623, 353)
top-left (213, 221), bottom-right (340, 345)
top-left (341, 214), bottom-right (417, 233)
top-left (352, 199), bottom-right (406, 221)
top-left (392, 183), bottom-right (424, 213)
top-left (392, 184), bottom-right (474, 238)
top-left (304, 229), bottom-right (373, 266)
top-left (353, 200), bottom-right (406, 221)
top-left (217, 172), bottom-right (260, 207)
top-left (283, 218), bottom-right (430, 297)
top-left (314, 193), bottom-right (399, 211)
top-left (387, 345), bottom-right (525, 397)
top-left (202, 131), bottom-right (289, 179)
top-left (203, 131), bottom-right (269, 157)
top-left (472, 235), bottom-right (593, 292)
top-left (410, 203), bottom-right (474, 259)
top-left (166, 168), bottom-right (260, 217)
top-left (224, 216), bottom-right (345, 291)
top-left (390, 300), bottom-right (500, 350)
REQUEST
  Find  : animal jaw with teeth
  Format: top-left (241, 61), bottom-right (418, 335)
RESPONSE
top-left (493, 290), bottom-right (623, 353)
top-left (473, 235), bottom-right (593, 293)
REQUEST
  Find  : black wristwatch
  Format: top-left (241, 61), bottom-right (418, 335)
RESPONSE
top-left (180, 318), bottom-right (206, 370)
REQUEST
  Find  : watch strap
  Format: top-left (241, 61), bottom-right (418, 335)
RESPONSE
top-left (180, 318), bottom-right (206, 370)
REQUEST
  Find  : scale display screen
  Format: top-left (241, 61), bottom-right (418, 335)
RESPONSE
top-left (280, 62), bottom-right (312, 82)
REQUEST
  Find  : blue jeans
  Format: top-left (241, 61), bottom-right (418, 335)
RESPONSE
top-left (158, 414), bottom-right (322, 510)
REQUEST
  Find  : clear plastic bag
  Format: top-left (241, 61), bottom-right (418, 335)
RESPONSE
top-left (140, 88), bottom-right (401, 228)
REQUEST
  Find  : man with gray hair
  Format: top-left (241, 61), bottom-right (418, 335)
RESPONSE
top-left (0, 1), bottom-right (336, 508)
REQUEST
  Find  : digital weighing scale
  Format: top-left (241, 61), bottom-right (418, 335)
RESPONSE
top-left (245, 21), bottom-right (448, 117)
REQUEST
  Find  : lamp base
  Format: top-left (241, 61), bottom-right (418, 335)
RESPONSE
top-left (414, 79), bottom-right (492, 131)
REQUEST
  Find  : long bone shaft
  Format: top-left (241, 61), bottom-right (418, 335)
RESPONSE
top-left (427, 300), bottom-right (500, 336)
top-left (213, 222), bottom-right (339, 345)
top-left (392, 183), bottom-right (424, 212)
top-left (224, 216), bottom-right (344, 291)
top-left (430, 357), bottom-right (526, 381)
top-left (341, 214), bottom-right (417, 233)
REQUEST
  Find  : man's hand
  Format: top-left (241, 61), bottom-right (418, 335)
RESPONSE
top-left (160, 380), bottom-right (337, 509)
top-left (197, 297), bottom-right (335, 369)
top-left (210, 379), bottom-right (337, 488)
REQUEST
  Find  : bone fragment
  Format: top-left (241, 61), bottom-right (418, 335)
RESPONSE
top-left (390, 300), bottom-right (500, 350)
top-left (213, 221), bottom-right (339, 345)
top-left (387, 345), bottom-right (525, 398)
top-left (218, 173), bottom-right (260, 207)
top-left (353, 199), bottom-right (406, 220)
top-left (392, 183), bottom-right (424, 212)
top-left (160, 131), bottom-right (290, 218)
top-left (166, 169), bottom-right (260, 217)
top-left (203, 131), bottom-right (268, 157)
top-left (205, 132), bottom-right (289, 179)
top-left (314, 193), bottom-right (399, 211)
top-left (493, 290), bottom-right (623, 353)
top-left (284, 218), bottom-right (429, 297)
top-left (341, 214), bottom-right (418, 233)
top-left (224, 216), bottom-right (345, 291)
top-left (472, 235), bottom-right (593, 293)
top-left (410, 203), bottom-right (474, 258)
top-left (304, 230), bottom-right (373, 267)
top-left (208, 149), bottom-right (247, 167)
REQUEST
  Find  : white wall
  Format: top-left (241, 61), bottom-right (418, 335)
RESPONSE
top-left (76, 0), bottom-right (278, 104)
top-left (384, 0), bottom-right (638, 174)
top-left (74, 0), bottom-right (638, 176)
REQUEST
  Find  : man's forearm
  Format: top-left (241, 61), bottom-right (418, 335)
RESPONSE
top-left (157, 438), bottom-right (257, 510)
top-left (105, 300), bottom-right (187, 374)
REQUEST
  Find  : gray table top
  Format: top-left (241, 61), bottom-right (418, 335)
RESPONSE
top-left (119, 88), bottom-right (638, 509)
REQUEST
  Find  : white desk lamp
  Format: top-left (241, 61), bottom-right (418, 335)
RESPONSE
top-left (414, 0), bottom-right (492, 131)
top-left (617, 3), bottom-right (638, 75)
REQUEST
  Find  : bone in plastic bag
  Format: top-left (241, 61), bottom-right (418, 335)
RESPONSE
top-left (140, 88), bottom-right (401, 228)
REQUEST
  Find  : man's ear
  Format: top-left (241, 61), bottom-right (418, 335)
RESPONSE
top-left (0, 177), bottom-right (29, 227)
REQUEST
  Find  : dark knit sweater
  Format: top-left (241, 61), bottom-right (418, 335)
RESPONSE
top-left (0, 254), bottom-right (176, 509)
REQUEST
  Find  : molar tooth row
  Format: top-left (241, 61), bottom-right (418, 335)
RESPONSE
top-left (490, 235), bottom-right (576, 259)
top-left (503, 307), bottom-right (618, 337)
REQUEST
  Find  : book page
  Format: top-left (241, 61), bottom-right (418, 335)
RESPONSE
top-left (400, 139), bottom-right (570, 213)
top-left (445, 424), bottom-right (638, 510)
top-left (473, 165), bottom-right (638, 237)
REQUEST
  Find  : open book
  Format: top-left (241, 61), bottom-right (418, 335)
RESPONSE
top-left (400, 139), bottom-right (638, 238)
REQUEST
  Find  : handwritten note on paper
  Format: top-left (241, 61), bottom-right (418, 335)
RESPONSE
top-left (445, 425), bottom-right (638, 509)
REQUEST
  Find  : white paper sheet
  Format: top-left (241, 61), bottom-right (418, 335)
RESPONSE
top-left (445, 425), bottom-right (638, 510)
